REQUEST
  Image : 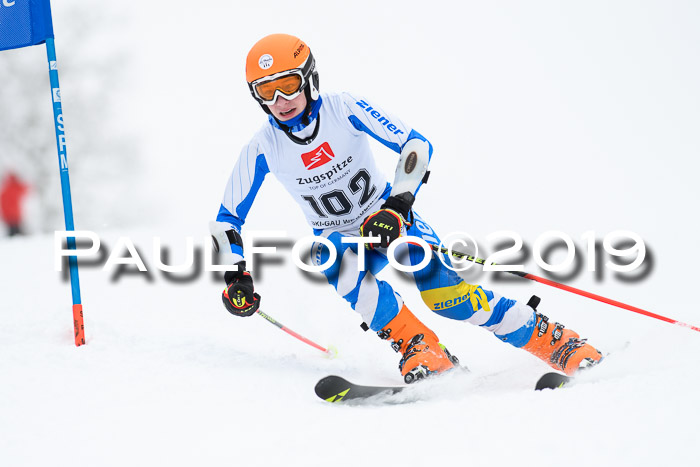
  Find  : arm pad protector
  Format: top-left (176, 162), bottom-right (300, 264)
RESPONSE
top-left (390, 138), bottom-right (430, 198)
top-left (209, 220), bottom-right (245, 265)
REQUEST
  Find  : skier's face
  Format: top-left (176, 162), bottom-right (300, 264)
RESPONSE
top-left (267, 92), bottom-right (307, 121)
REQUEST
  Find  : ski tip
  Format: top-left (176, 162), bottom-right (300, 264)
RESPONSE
top-left (314, 375), bottom-right (352, 402)
top-left (535, 372), bottom-right (571, 391)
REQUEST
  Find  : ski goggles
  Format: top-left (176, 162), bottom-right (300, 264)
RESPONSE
top-left (251, 70), bottom-right (306, 105)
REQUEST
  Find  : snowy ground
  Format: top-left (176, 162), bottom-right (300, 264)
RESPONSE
top-left (2, 231), bottom-right (700, 467)
top-left (2, 1), bottom-right (700, 466)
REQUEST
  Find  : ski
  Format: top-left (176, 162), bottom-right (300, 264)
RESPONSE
top-left (535, 372), bottom-right (572, 390)
top-left (314, 375), bottom-right (406, 403)
top-left (316, 371), bottom-right (573, 404)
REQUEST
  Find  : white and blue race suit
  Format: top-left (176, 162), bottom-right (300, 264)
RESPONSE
top-left (216, 92), bottom-right (536, 347)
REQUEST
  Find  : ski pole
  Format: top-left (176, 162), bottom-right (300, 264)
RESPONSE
top-left (255, 309), bottom-right (337, 356)
top-left (428, 244), bottom-right (700, 333)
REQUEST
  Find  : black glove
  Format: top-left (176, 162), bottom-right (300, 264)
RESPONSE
top-left (360, 193), bottom-right (414, 250)
top-left (222, 262), bottom-right (260, 317)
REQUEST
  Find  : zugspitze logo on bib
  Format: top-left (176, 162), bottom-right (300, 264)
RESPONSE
top-left (301, 142), bottom-right (336, 170)
top-left (258, 54), bottom-right (273, 70)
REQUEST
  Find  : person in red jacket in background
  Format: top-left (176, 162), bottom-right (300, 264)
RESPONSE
top-left (0, 173), bottom-right (28, 237)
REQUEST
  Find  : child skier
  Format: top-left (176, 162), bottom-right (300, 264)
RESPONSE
top-left (211, 33), bottom-right (602, 384)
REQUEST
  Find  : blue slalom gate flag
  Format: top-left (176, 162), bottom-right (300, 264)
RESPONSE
top-left (1, 0), bottom-right (86, 346)
top-left (0, 0), bottom-right (54, 51)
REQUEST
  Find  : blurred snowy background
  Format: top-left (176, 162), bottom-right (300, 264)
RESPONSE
top-left (0, 2), bottom-right (140, 231)
top-left (2, 1), bottom-right (700, 466)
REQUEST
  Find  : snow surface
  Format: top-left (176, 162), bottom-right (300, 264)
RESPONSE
top-left (2, 1), bottom-right (700, 466)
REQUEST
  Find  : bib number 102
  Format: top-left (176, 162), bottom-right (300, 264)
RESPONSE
top-left (302, 169), bottom-right (376, 217)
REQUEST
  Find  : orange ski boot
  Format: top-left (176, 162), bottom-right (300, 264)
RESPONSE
top-left (378, 304), bottom-right (458, 384)
top-left (523, 312), bottom-right (603, 376)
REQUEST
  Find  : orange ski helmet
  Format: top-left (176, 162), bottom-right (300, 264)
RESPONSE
top-left (246, 34), bottom-right (320, 113)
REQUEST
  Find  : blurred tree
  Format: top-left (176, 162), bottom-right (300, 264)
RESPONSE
top-left (0, 2), bottom-right (141, 233)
